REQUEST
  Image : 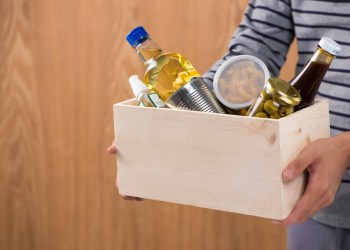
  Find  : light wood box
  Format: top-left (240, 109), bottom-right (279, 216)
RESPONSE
top-left (113, 99), bottom-right (330, 220)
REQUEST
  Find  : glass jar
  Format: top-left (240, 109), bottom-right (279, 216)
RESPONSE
top-left (246, 78), bottom-right (301, 119)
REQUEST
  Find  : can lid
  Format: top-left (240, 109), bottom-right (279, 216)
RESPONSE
top-left (126, 26), bottom-right (149, 47)
top-left (318, 37), bottom-right (341, 56)
top-left (266, 78), bottom-right (301, 105)
top-left (129, 75), bottom-right (148, 97)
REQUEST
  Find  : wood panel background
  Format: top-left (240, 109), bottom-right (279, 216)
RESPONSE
top-left (0, 0), bottom-right (297, 249)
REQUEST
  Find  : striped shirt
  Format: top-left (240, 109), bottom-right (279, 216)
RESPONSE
top-left (203, 0), bottom-right (350, 229)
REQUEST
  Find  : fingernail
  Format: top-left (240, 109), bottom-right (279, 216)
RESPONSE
top-left (283, 168), bottom-right (294, 180)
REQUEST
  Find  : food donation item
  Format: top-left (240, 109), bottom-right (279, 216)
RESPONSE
top-left (165, 77), bottom-right (227, 114)
top-left (290, 37), bottom-right (341, 111)
top-left (126, 26), bottom-right (200, 102)
top-left (246, 77), bottom-right (301, 119)
top-left (129, 75), bottom-right (165, 108)
top-left (213, 55), bottom-right (270, 111)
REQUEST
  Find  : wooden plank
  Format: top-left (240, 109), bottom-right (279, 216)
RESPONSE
top-left (114, 100), bottom-right (329, 219)
top-left (114, 101), bottom-right (326, 219)
top-left (279, 100), bottom-right (330, 218)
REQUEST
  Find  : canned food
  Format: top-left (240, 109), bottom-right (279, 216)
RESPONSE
top-left (246, 78), bottom-right (301, 119)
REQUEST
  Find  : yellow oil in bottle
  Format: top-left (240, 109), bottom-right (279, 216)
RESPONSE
top-left (140, 49), bottom-right (200, 101)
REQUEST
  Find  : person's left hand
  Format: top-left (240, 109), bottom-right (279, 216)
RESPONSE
top-left (278, 134), bottom-right (350, 225)
top-left (107, 139), bottom-right (143, 201)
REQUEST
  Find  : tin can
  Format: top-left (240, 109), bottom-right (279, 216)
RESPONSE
top-left (165, 77), bottom-right (228, 114)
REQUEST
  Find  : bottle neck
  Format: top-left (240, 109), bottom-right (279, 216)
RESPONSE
top-left (310, 46), bottom-right (335, 64)
top-left (135, 38), bottom-right (163, 63)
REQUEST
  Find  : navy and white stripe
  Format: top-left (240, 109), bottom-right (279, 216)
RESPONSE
top-left (203, 0), bottom-right (350, 229)
top-left (204, 0), bottom-right (350, 136)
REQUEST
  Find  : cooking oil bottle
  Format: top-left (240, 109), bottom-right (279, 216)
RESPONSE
top-left (126, 26), bottom-right (201, 101)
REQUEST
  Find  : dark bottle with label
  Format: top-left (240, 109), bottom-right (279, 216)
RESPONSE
top-left (290, 37), bottom-right (341, 111)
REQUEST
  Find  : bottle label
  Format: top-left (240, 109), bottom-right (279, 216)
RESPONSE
top-left (138, 101), bottom-right (146, 107)
top-left (148, 93), bottom-right (165, 108)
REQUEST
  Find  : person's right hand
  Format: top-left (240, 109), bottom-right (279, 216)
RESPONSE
top-left (107, 140), bottom-right (143, 201)
top-left (278, 132), bottom-right (350, 225)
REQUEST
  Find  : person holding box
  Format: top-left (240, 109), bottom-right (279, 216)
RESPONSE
top-left (109, 0), bottom-right (350, 249)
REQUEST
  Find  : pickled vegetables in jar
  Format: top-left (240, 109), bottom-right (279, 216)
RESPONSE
top-left (246, 78), bottom-right (301, 119)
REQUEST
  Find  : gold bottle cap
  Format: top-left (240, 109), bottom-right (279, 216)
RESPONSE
top-left (266, 78), bottom-right (301, 106)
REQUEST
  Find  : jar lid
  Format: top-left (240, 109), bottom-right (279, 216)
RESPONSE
top-left (266, 78), bottom-right (301, 105)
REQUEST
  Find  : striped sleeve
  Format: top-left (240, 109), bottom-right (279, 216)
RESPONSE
top-left (203, 0), bottom-right (295, 89)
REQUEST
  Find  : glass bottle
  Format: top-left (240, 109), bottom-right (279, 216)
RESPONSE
top-left (290, 37), bottom-right (341, 110)
top-left (126, 26), bottom-right (201, 101)
top-left (246, 77), bottom-right (301, 119)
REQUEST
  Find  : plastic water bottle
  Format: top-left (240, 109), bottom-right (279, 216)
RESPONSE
top-left (129, 75), bottom-right (164, 108)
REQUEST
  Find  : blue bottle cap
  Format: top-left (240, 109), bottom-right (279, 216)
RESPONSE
top-left (126, 26), bottom-right (149, 47)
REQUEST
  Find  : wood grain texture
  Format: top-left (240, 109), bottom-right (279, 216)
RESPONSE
top-left (0, 0), bottom-right (298, 249)
top-left (114, 100), bottom-right (329, 220)
top-left (279, 100), bottom-right (330, 217)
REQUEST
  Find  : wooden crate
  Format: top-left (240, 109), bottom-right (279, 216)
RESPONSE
top-left (113, 99), bottom-right (330, 220)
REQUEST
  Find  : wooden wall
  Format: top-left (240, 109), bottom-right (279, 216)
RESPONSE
top-left (0, 0), bottom-right (297, 249)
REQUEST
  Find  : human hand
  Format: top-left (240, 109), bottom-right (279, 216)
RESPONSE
top-left (107, 139), bottom-right (143, 201)
top-left (277, 133), bottom-right (350, 225)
